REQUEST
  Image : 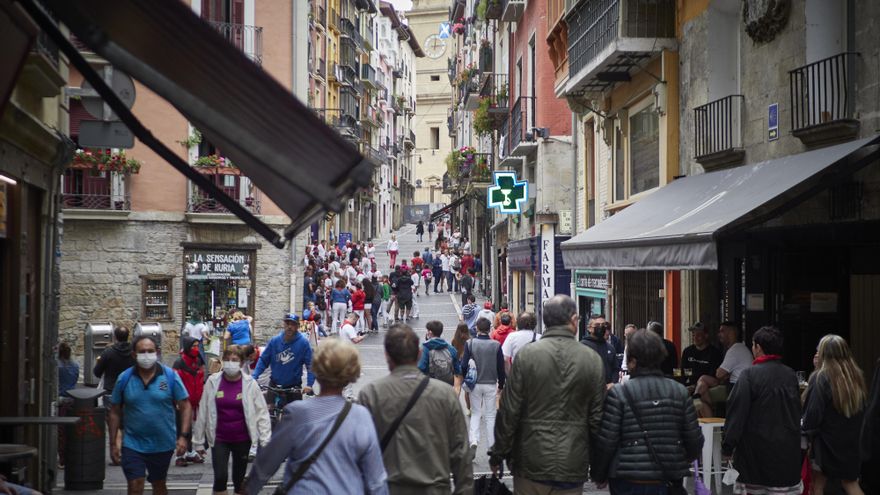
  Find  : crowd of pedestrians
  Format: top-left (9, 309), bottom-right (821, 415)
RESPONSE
top-left (82, 223), bottom-right (880, 495)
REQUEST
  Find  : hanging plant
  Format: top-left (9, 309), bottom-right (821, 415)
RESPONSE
top-left (472, 157), bottom-right (491, 181)
top-left (476, 0), bottom-right (488, 20)
top-left (177, 128), bottom-right (202, 149)
top-left (473, 97), bottom-right (494, 137)
top-left (71, 148), bottom-right (142, 174)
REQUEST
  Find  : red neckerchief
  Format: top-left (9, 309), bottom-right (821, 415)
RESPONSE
top-left (753, 354), bottom-right (783, 365)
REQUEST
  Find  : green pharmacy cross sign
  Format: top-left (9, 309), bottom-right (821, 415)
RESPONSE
top-left (488, 171), bottom-right (528, 214)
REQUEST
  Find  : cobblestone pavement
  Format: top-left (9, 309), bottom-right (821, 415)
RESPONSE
top-left (55, 225), bottom-right (612, 494)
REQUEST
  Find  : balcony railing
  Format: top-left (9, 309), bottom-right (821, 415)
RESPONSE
top-left (33, 0), bottom-right (59, 66)
top-left (362, 64), bottom-right (378, 88)
top-left (567, 0), bottom-right (674, 92)
top-left (206, 21), bottom-right (263, 65)
top-left (62, 170), bottom-right (130, 211)
top-left (459, 71), bottom-right (482, 110)
top-left (789, 52), bottom-right (860, 145)
top-left (481, 73), bottom-right (509, 107)
top-left (694, 95), bottom-right (744, 168)
top-left (316, 57), bottom-right (326, 79)
top-left (509, 96), bottom-right (536, 153)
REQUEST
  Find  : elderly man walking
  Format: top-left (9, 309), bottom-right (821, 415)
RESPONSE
top-left (358, 324), bottom-right (473, 495)
top-left (490, 295), bottom-right (606, 494)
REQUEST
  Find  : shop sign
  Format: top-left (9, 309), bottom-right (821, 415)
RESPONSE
top-left (576, 271), bottom-right (607, 291)
top-left (768, 103), bottom-right (779, 141)
top-left (507, 238), bottom-right (535, 271)
top-left (185, 250), bottom-right (252, 280)
top-left (540, 226), bottom-right (554, 307)
top-left (488, 171), bottom-right (528, 214)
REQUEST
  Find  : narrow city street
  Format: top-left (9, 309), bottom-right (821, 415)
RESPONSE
top-left (53, 225), bottom-right (613, 494)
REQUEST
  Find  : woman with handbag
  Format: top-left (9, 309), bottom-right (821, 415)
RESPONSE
top-left (802, 334), bottom-right (867, 495)
top-left (242, 338), bottom-right (388, 495)
top-left (591, 329), bottom-right (704, 495)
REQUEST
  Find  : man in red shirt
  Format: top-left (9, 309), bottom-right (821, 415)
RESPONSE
top-left (460, 251), bottom-right (475, 277)
top-left (411, 250), bottom-right (424, 271)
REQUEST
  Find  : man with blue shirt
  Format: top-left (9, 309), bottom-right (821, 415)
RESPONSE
top-left (253, 314), bottom-right (315, 408)
top-left (109, 335), bottom-right (190, 495)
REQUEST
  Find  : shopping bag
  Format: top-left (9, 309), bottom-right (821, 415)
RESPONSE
top-left (722, 460), bottom-right (739, 486)
top-left (693, 460), bottom-right (711, 495)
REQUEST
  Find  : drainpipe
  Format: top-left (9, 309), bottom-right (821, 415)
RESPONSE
top-left (570, 111), bottom-right (578, 298)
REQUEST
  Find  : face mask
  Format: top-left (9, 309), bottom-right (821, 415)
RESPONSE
top-left (223, 361), bottom-right (241, 376)
top-left (137, 352), bottom-right (158, 369)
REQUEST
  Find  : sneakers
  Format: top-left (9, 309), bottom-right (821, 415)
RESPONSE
top-left (185, 452), bottom-right (204, 464)
top-left (175, 456), bottom-right (188, 467)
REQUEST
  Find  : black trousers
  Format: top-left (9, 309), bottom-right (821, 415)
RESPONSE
top-left (211, 440), bottom-right (251, 493)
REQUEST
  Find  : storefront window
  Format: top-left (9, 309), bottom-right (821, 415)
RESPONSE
top-left (184, 249), bottom-right (255, 329)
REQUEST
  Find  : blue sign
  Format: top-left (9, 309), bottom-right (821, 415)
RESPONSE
top-left (439, 22), bottom-right (451, 38)
top-left (338, 232), bottom-right (352, 250)
top-left (488, 171), bottom-right (528, 214)
top-left (768, 103), bottom-right (778, 141)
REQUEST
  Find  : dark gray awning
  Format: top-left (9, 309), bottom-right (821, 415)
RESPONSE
top-left (431, 194), bottom-right (468, 221)
top-left (562, 136), bottom-right (880, 270)
top-left (29, 0), bottom-right (372, 248)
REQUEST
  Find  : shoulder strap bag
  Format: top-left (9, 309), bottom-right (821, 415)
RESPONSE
top-left (380, 376), bottom-right (430, 451)
top-left (621, 383), bottom-right (687, 495)
top-left (272, 400), bottom-right (352, 495)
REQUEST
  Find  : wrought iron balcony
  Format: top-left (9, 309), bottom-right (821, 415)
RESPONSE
top-left (448, 107), bottom-right (458, 137)
top-left (564, 0), bottom-right (675, 96)
top-left (316, 57), bottom-right (326, 80)
top-left (206, 21), bottom-right (263, 65)
top-left (509, 96), bottom-right (537, 156)
top-left (789, 52), bottom-right (860, 147)
top-left (480, 73), bottom-right (510, 131)
top-left (362, 64), bottom-right (378, 89)
top-left (62, 169), bottom-right (130, 211)
top-left (694, 95), bottom-right (745, 169)
top-left (459, 70), bottom-right (482, 110)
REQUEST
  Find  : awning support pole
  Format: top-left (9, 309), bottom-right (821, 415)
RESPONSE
top-left (19, 0), bottom-right (287, 248)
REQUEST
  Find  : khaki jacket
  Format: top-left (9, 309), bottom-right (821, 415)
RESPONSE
top-left (358, 365), bottom-right (473, 495)
top-left (491, 325), bottom-right (606, 483)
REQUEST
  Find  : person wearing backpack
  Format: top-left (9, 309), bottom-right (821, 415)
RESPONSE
top-left (461, 317), bottom-right (505, 455)
top-left (108, 335), bottom-right (191, 494)
top-left (418, 321), bottom-right (462, 394)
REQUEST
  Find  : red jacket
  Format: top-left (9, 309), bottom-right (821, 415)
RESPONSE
top-left (460, 254), bottom-right (475, 275)
top-left (351, 289), bottom-right (366, 310)
top-left (173, 348), bottom-right (204, 410)
top-left (491, 325), bottom-right (515, 346)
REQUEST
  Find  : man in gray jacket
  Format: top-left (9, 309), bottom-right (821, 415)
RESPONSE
top-left (358, 324), bottom-right (473, 495)
top-left (490, 295), bottom-right (606, 494)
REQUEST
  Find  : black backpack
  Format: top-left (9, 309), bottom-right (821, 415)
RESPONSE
top-left (428, 347), bottom-right (455, 385)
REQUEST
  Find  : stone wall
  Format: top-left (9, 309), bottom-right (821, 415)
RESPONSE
top-left (59, 216), bottom-right (294, 356)
top-left (679, 1), bottom-right (880, 177)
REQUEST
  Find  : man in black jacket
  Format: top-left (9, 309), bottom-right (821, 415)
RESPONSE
top-left (580, 316), bottom-right (619, 387)
top-left (93, 326), bottom-right (135, 465)
top-left (722, 326), bottom-right (801, 494)
top-left (93, 326), bottom-right (135, 393)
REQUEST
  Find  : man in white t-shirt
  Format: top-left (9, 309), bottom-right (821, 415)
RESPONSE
top-left (500, 312), bottom-right (540, 374)
top-left (694, 321), bottom-right (753, 416)
top-left (339, 313), bottom-right (365, 344)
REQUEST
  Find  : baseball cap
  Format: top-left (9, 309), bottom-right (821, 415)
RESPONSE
top-left (283, 313), bottom-right (300, 322)
top-left (688, 322), bottom-right (705, 332)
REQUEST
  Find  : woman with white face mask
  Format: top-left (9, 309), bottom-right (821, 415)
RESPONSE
top-left (193, 347), bottom-right (271, 495)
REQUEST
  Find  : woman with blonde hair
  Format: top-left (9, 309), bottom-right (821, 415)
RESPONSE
top-left (803, 334), bottom-right (867, 495)
top-left (244, 339), bottom-right (387, 494)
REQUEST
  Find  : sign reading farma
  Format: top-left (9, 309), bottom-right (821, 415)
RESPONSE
top-left (487, 171), bottom-right (528, 214)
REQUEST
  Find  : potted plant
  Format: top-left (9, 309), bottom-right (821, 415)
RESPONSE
top-left (453, 21), bottom-right (466, 35)
top-left (473, 97), bottom-right (494, 136)
top-left (193, 154), bottom-right (239, 175)
top-left (72, 148), bottom-right (142, 174)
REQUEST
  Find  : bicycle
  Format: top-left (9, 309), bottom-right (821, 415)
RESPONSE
top-left (262, 384), bottom-right (303, 428)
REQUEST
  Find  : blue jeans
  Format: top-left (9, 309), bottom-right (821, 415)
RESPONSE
top-left (609, 479), bottom-right (668, 495)
top-left (370, 303), bottom-right (379, 330)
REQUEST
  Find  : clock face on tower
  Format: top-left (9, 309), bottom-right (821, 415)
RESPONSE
top-left (424, 34), bottom-right (447, 59)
